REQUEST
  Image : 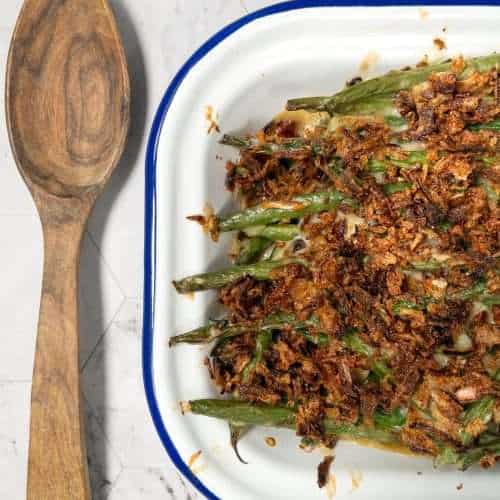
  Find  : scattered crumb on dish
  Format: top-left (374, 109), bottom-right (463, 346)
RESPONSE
top-left (188, 450), bottom-right (208, 475)
top-left (350, 469), bottom-right (363, 492)
top-left (433, 38), bottom-right (447, 51)
top-left (442, 26), bottom-right (447, 32)
top-left (417, 471), bottom-right (423, 476)
top-left (265, 436), bottom-right (277, 447)
top-left (188, 450), bottom-right (202, 469)
top-left (418, 8), bottom-right (429, 20)
top-left (318, 455), bottom-right (335, 489)
top-left (359, 51), bottom-right (379, 74)
top-left (205, 105), bottom-right (220, 134)
top-left (457, 483), bottom-right (464, 491)
top-left (325, 474), bottom-right (337, 500)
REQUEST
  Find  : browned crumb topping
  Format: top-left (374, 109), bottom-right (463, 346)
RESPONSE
top-left (317, 455), bottom-right (335, 489)
top-left (206, 66), bottom-right (500, 457)
top-left (433, 38), bottom-right (447, 51)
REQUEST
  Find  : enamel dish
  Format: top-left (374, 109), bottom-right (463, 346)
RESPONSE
top-left (144, 3), bottom-right (500, 498)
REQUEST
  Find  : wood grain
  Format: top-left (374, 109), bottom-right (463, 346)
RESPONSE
top-left (29, 193), bottom-right (93, 500)
top-left (7, 0), bottom-right (130, 197)
top-left (5, 1), bottom-right (130, 498)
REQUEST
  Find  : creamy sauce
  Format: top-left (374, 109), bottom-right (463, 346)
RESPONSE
top-left (272, 110), bottom-right (381, 141)
top-left (273, 110), bottom-right (330, 135)
top-left (229, 237), bottom-right (241, 262)
top-left (341, 436), bottom-right (419, 457)
top-left (328, 115), bottom-right (385, 132)
top-left (336, 211), bottom-right (365, 240)
top-left (400, 141), bottom-right (426, 151)
top-left (261, 201), bottom-right (305, 210)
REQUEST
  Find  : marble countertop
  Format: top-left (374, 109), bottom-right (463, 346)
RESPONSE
top-left (0, 1), bottom-right (275, 498)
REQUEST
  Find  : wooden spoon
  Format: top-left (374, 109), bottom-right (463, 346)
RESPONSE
top-left (5, 1), bottom-right (130, 498)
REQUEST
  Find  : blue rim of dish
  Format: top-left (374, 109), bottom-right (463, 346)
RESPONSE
top-left (143, 1), bottom-right (500, 498)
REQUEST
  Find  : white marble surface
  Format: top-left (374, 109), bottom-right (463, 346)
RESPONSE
top-left (0, 1), bottom-right (276, 498)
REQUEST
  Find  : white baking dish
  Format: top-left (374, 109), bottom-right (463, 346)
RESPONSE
top-left (143, 3), bottom-right (500, 498)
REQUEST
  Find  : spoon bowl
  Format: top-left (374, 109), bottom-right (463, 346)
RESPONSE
top-left (6, 1), bottom-right (129, 498)
top-left (7, 0), bottom-right (129, 198)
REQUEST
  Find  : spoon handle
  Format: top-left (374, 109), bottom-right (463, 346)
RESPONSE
top-left (28, 202), bottom-right (91, 500)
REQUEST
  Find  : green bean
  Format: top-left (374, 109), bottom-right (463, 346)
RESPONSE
top-left (459, 397), bottom-right (496, 446)
top-left (343, 329), bottom-right (374, 357)
top-left (236, 237), bottom-right (272, 265)
top-left (448, 281), bottom-right (487, 301)
top-left (243, 224), bottom-right (301, 241)
top-left (186, 399), bottom-right (402, 446)
top-left (241, 331), bottom-right (273, 381)
top-left (173, 259), bottom-right (305, 294)
top-left (469, 119), bottom-right (500, 132)
top-left (383, 182), bottom-right (413, 196)
top-left (218, 191), bottom-right (357, 232)
top-left (373, 407), bottom-right (407, 431)
top-left (287, 55), bottom-right (500, 115)
top-left (410, 260), bottom-right (443, 272)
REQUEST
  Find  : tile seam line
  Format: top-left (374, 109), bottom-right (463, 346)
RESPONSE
top-left (85, 229), bottom-right (128, 298)
top-left (82, 393), bottom-right (125, 471)
top-left (80, 296), bottom-right (127, 373)
top-left (103, 465), bottom-right (125, 500)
